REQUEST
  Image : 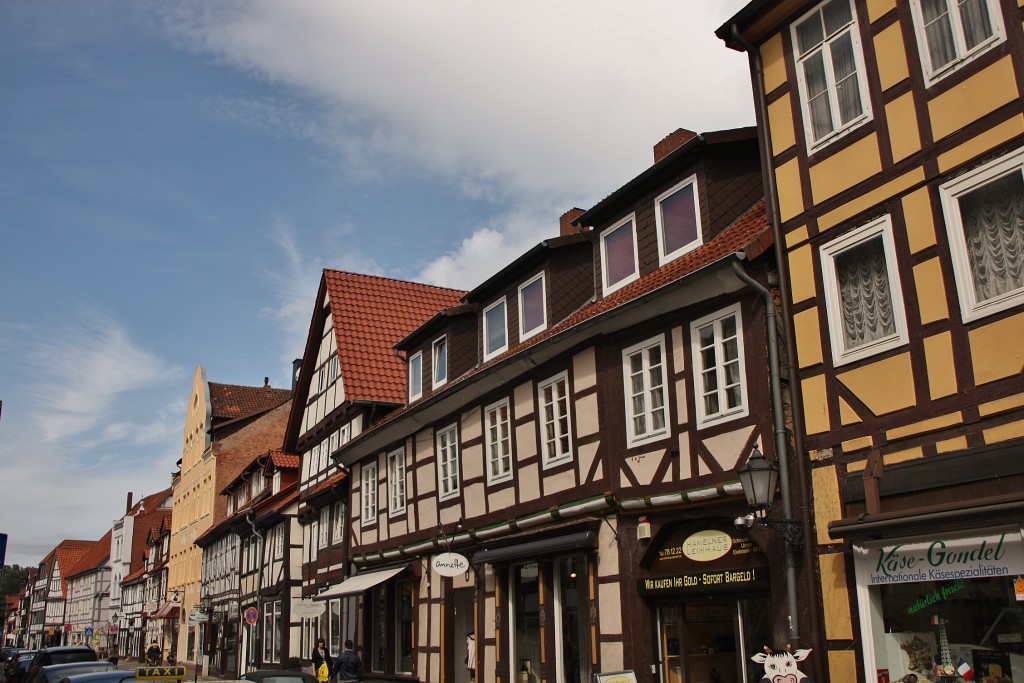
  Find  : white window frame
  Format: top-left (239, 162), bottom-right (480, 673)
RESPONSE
top-left (318, 506), bottom-right (330, 549)
top-left (436, 424), bottom-right (460, 501)
top-left (655, 175), bottom-right (703, 265)
top-left (387, 448), bottom-right (407, 515)
top-left (274, 525), bottom-right (284, 559)
top-left (820, 215), bottom-right (908, 364)
top-left (908, 0), bottom-right (1005, 86)
top-left (518, 272), bottom-right (548, 341)
top-left (600, 214), bottom-right (640, 295)
top-left (484, 398), bottom-right (513, 484)
top-left (408, 351), bottom-right (423, 401)
top-left (332, 501), bottom-right (345, 544)
top-left (537, 371), bottom-right (573, 467)
top-left (690, 303), bottom-right (750, 429)
top-left (483, 297), bottom-right (508, 361)
top-left (940, 147), bottom-right (1024, 322)
top-left (272, 470), bottom-right (281, 495)
top-left (361, 462), bottom-right (377, 527)
top-left (791, 0), bottom-right (872, 152)
top-left (622, 335), bottom-right (670, 447)
top-left (432, 336), bottom-right (448, 389)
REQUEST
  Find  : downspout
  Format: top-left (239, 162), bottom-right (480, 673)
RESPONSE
top-left (245, 512), bottom-right (266, 671)
top-left (730, 22), bottom-right (823, 657)
top-left (732, 258), bottom-right (799, 640)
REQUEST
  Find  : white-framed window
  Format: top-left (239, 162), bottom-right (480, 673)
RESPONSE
top-left (690, 303), bottom-right (750, 428)
top-left (436, 424), bottom-right (460, 501)
top-left (622, 336), bottom-right (669, 446)
top-left (332, 501), bottom-right (345, 544)
top-left (308, 521), bottom-right (319, 562)
top-left (318, 506), bottom-right (330, 549)
top-left (909, 0), bottom-right (1004, 85)
top-left (821, 215), bottom-right (908, 364)
top-left (310, 443), bottom-right (321, 477)
top-left (484, 399), bottom-right (513, 484)
top-left (537, 371), bottom-right (572, 467)
top-left (408, 351), bottom-right (423, 401)
top-left (262, 599), bottom-right (282, 663)
top-left (272, 470), bottom-right (281, 495)
top-left (252, 469), bottom-right (264, 494)
top-left (274, 525), bottom-right (284, 559)
top-left (792, 0), bottom-right (871, 150)
top-left (483, 298), bottom-right (508, 361)
top-left (361, 462), bottom-right (378, 526)
top-left (656, 175), bottom-right (703, 264)
top-left (940, 148), bottom-right (1024, 322)
top-left (320, 438), bottom-right (330, 472)
top-left (227, 497), bottom-right (235, 515)
top-left (432, 336), bottom-right (448, 389)
top-left (600, 214), bottom-right (640, 295)
top-left (518, 272), bottom-right (547, 340)
top-left (388, 448), bottom-right (406, 514)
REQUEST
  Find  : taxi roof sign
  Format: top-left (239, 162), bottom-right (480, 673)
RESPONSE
top-left (135, 666), bottom-right (187, 680)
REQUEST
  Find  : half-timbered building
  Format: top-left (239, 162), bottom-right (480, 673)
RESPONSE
top-left (282, 270), bottom-right (464, 667)
top-left (720, 1), bottom-right (1024, 680)
top-left (64, 531), bottom-right (112, 651)
top-left (328, 128), bottom-right (786, 683)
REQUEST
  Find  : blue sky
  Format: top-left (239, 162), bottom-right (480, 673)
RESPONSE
top-left (0, 0), bottom-right (753, 567)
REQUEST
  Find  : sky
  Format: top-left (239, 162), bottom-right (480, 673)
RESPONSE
top-left (0, 0), bottom-right (754, 568)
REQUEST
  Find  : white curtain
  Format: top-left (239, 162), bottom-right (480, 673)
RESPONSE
top-left (836, 237), bottom-right (896, 350)
top-left (960, 0), bottom-right (994, 51)
top-left (960, 171), bottom-right (1024, 302)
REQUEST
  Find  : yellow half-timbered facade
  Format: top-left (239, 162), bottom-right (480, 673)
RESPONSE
top-left (721, 1), bottom-right (1024, 681)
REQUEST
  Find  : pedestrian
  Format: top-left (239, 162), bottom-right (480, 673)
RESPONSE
top-left (336, 639), bottom-right (362, 683)
top-left (312, 638), bottom-right (333, 683)
top-left (466, 631), bottom-right (476, 680)
top-left (146, 642), bottom-right (161, 666)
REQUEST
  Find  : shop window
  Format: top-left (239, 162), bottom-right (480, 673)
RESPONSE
top-left (940, 148), bottom-right (1024, 322)
top-left (369, 577), bottom-right (416, 675)
top-left (854, 528), bottom-right (1024, 681)
top-left (511, 563), bottom-right (542, 681)
top-left (329, 599), bottom-right (342, 658)
top-left (262, 599), bottom-right (282, 664)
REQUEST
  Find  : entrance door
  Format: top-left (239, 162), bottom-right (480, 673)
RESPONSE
top-left (658, 597), bottom-right (770, 683)
top-left (453, 588), bottom-right (475, 683)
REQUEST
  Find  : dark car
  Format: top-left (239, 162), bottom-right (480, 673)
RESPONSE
top-left (240, 670), bottom-right (318, 683)
top-left (26, 648), bottom-right (98, 683)
top-left (28, 663), bottom-right (115, 683)
top-left (59, 666), bottom-right (190, 683)
top-left (7, 651), bottom-right (38, 683)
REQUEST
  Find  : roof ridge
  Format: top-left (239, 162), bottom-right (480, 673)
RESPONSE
top-left (323, 268), bottom-right (467, 295)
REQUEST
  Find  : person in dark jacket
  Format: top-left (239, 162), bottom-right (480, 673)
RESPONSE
top-left (311, 638), bottom-right (333, 683)
top-left (335, 640), bottom-right (362, 682)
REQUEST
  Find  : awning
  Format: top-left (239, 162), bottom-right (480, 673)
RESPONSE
top-left (315, 564), bottom-right (408, 600)
top-left (151, 602), bottom-right (180, 620)
top-left (473, 530), bottom-right (596, 565)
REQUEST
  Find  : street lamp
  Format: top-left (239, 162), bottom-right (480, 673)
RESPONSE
top-left (736, 446), bottom-right (803, 547)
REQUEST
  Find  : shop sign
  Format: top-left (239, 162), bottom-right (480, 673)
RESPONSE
top-left (293, 600), bottom-right (325, 618)
top-left (431, 552), bottom-right (469, 577)
top-left (638, 566), bottom-right (769, 595)
top-left (855, 529), bottom-right (1024, 585)
top-left (680, 530), bottom-right (732, 562)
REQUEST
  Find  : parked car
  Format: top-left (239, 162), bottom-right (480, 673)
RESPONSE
top-left (6, 651), bottom-right (38, 683)
top-left (28, 662), bottom-right (114, 683)
top-left (25, 648), bottom-right (98, 683)
top-left (239, 669), bottom-right (317, 683)
top-left (59, 666), bottom-right (190, 683)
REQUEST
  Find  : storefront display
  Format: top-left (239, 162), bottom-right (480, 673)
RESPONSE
top-left (853, 527), bottom-right (1024, 682)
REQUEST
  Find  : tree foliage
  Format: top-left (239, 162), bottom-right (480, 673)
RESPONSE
top-left (0, 565), bottom-right (29, 601)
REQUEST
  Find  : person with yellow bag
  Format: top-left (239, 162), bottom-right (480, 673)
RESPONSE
top-left (311, 638), bottom-right (333, 683)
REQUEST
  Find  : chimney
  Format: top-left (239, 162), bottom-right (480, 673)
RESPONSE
top-left (559, 208), bottom-right (586, 236)
top-left (126, 492), bottom-right (134, 515)
top-left (653, 128), bottom-right (697, 163)
top-left (264, 376), bottom-right (270, 388)
top-left (292, 359), bottom-right (303, 391)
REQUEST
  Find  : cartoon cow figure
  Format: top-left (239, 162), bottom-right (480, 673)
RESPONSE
top-left (751, 647), bottom-right (812, 683)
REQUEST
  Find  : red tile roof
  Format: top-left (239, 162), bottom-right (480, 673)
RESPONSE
top-left (129, 508), bottom-right (172, 574)
top-left (66, 529), bottom-right (112, 579)
top-left (212, 401), bottom-right (292, 519)
top-left (348, 200), bottom-right (770, 444)
top-left (51, 540), bottom-right (95, 597)
top-left (267, 450), bottom-right (300, 470)
top-left (304, 469), bottom-right (348, 499)
top-left (324, 270), bottom-right (465, 404)
top-left (209, 382), bottom-right (291, 422)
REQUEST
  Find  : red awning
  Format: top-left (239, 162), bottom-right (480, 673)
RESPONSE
top-left (151, 602), bottom-right (180, 620)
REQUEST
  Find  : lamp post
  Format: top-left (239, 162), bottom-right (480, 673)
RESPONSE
top-left (736, 446), bottom-right (803, 547)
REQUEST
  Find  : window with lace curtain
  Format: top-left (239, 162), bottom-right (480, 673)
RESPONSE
top-left (821, 216), bottom-right (908, 364)
top-left (909, 0), bottom-right (1004, 85)
top-left (941, 149), bottom-right (1024, 321)
top-left (792, 0), bottom-right (871, 150)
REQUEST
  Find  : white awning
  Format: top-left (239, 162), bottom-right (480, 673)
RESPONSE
top-left (315, 565), bottom-right (407, 600)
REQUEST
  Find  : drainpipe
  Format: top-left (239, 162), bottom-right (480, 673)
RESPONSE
top-left (730, 22), bottom-right (823, 661)
top-left (732, 258), bottom-right (799, 640)
top-left (245, 512), bottom-right (266, 671)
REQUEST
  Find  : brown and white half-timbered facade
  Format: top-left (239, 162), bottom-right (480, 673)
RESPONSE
top-left (721, 1), bottom-right (1024, 680)
top-left (327, 128), bottom-right (791, 683)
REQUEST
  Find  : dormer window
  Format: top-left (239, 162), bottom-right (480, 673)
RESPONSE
top-left (600, 214), bottom-right (639, 295)
top-left (408, 351), bottom-right (423, 401)
top-left (432, 336), bottom-right (447, 388)
top-left (272, 470), bottom-right (282, 495)
top-left (656, 176), bottom-right (702, 264)
top-left (483, 297), bottom-right (508, 361)
top-left (518, 272), bottom-right (547, 340)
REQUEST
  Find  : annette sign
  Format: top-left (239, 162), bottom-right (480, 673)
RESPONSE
top-left (432, 552), bottom-right (470, 577)
top-left (855, 529), bottom-right (1024, 586)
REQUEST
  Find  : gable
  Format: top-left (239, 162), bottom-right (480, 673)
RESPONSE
top-left (301, 310), bottom-right (345, 436)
